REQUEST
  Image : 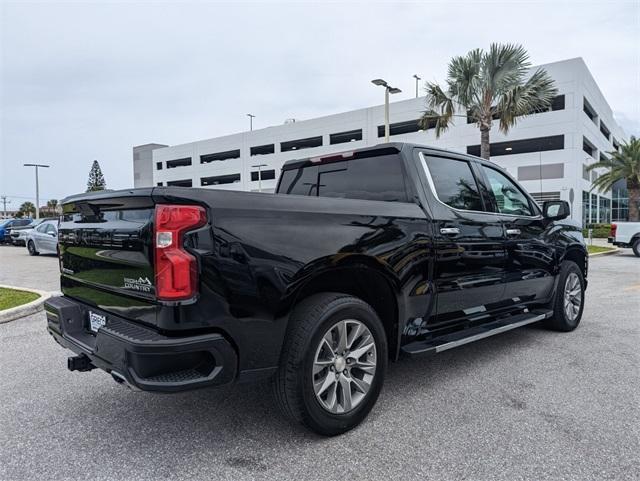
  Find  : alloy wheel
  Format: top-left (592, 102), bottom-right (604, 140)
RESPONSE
top-left (312, 319), bottom-right (377, 414)
top-left (563, 272), bottom-right (582, 321)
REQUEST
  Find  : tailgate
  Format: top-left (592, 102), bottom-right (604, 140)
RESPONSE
top-left (59, 190), bottom-right (157, 322)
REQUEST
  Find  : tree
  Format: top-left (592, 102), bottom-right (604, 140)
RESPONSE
top-left (420, 43), bottom-right (557, 160)
top-left (587, 136), bottom-right (640, 221)
top-left (19, 201), bottom-right (36, 218)
top-left (86, 160), bottom-right (107, 192)
top-left (46, 199), bottom-right (59, 216)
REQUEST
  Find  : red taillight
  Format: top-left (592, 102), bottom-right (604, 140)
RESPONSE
top-left (610, 223), bottom-right (617, 239)
top-left (154, 204), bottom-right (207, 301)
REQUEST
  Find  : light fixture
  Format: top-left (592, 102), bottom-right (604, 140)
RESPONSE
top-left (371, 79), bottom-right (387, 87)
top-left (505, 147), bottom-right (513, 151)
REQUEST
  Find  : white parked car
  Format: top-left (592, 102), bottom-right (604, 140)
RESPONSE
top-left (609, 222), bottom-right (640, 257)
top-left (26, 219), bottom-right (59, 255)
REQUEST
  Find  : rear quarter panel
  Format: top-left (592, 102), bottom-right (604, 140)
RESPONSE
top-left (153, 188), bottom-right (433, 372)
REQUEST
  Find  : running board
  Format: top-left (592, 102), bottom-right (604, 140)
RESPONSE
top-left (401, 309), bottom-right (553, 357)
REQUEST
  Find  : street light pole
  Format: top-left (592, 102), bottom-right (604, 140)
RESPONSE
top-left (252, 163), bottom-right (267, 192)
top-left (23, 163), bottom-right (50, 219)
top-left (413, 74), bottom-right (421, 98)
top-left (247, 113), bottom-right (255, 131)
top-left (371, 79), bottom-right (402, 143)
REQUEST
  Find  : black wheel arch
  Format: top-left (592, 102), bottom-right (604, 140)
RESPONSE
top-left (282, 258), bottom-right (404, 360)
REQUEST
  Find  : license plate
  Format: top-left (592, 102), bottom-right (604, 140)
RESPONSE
top-left (88, 311), bottom-right (107, 333)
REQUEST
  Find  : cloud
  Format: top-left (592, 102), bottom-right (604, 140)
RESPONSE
top-left (1, 0), bottom-right (638, 204)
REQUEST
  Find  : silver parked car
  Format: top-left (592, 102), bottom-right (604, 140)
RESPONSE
top-left (26, 220), bottom-right (58, 255)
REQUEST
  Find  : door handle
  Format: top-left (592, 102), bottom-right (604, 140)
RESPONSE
top-left (440, 227), bottom-right (460, 236)
top-left (506, 228), bottom-right (521, 236)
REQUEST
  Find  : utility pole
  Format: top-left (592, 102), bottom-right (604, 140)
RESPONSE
top-left (413, 74), bottom-right (421, 98)
top-left (247, 113), bottom-right (255, 131)
top-left (252, 164), bottom-right (267, 192)
top-left (1, 196), bottom-right (10, 218)
top-left (23, 163), bottom-right (50, 219)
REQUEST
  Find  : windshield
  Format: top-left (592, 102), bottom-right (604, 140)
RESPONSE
top-left (0, 219), bottom-right (12, 227)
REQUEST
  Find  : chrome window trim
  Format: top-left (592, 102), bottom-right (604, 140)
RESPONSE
top-left (418, 151), bottom-right (542, 220)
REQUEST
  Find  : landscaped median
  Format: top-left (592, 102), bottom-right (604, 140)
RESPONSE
top-left (0, 285), bottom-right (52, 324)
top-left (587, 245), bottom-right (618, 256)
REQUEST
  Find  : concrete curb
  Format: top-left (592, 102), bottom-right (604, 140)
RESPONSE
top-left (588, 247), bottom-right (620, 257)
top-left (0, 284), bottom-right (52, 324)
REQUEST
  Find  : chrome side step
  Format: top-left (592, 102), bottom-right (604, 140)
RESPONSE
top-left (401, 309), bottom-right (553, 357)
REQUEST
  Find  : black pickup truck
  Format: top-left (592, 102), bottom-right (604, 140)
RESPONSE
top-left (45, 143), bottom-right (587, 435)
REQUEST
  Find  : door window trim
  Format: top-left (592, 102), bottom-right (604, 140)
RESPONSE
top-left (418, 151), bottom-right (541, 219)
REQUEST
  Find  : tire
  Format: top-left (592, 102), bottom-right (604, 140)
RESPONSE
top-left (632, 238), bottom-right (640, 258)
top-left (273, 293), bottom-right (388, 436)
top-left (27, 241), bottom-right (39, 256)
top-left (544, 260), bottom-right (585, 332)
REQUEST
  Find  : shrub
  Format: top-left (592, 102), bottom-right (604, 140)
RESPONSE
top-left (582, 223), bottom-right (612, 238)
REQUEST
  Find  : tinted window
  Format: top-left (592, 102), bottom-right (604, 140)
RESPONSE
top-left (277, 154), bottom-right (408, 202)
top-left (482, 166), bottom-right (534, 216)
top-left (424, 156), bottom-right (483, 211)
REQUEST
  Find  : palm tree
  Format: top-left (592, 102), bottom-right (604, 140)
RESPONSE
top-left (47, 199), bottom-right (59, 216)
top-left (420, 43), bottom-right (557, 160)
top-left (19, 201), bottom-right (36, 217)
top-left (587, 136), bottom-right (640, 221)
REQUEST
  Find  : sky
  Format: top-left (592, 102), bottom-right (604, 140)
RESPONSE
top-left (1, 0), bottom-right (639, 209)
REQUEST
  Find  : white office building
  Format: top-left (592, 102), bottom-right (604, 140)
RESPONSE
top-left (133, 57), bottom-right (628, 227)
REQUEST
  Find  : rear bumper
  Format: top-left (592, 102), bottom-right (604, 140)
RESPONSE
top-left (45, 296), bottom-right (237, 392)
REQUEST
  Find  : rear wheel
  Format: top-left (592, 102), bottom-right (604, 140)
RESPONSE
top-left (632, 238), bottom-right (640, 258)
top-left (27, 240), bottom-right (39, 256)
top-left (273, 293), bottom-right (387, 436)
top-left (544, 260), bottom-right (585, 331)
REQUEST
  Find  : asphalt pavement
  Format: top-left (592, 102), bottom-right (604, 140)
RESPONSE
top-left (0, 246), bottom-right (639, 481)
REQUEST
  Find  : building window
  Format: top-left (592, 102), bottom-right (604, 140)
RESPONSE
top-left (612, 180), bottom-right (629, 222)
top-left (281, 136), bottom-right (323, 152)
top-left (377, 119), bottom-right (425, 137)
top-left (467, 95), bottom-right (565, 123)
top-left (527, 94), bottom-right (566, 114)
top-left (330, 129), bottom-right (363, 145)
top-left (591, 170), bottom-right (599, 182)
top-left (167, 179), bottom-right (192, 187)
top-left (157, 182), bottom-right (163, 186)
top-left (583, 98), bottom-right (598, 124)
top-left (582, 164), bottom-right (590, 181)
top-left (582, 191), bottom-right (590, 226)
top-left (599, 121), bottom-right (611, 140)
top-left (517, 163), bottom-right (564, 181)
top-left (613, 138), bottom-right (621, 152)
top-left (591, 193), bottom-right (598, 223)
top-left (156, 162), bottom-right (163, 170)
top-left (599, 197), bottom-right (611, 223)
top-left (166, 157), bottom-right (192, 169)
top-left (529, 191), bottom-right (561, 204)
top-left (551, 95), bottom-right (565, 111)
top-left (250, 144), bottom-right (275, 156)
top-left (251, 169), bottom-right (276, 181)
top-left (466, 135), bottom-right (564, 157)
top-left (200, 149), bottom-right (240, 164)
top-left (583, 137), bottom-right (597, 158)
top-left (201, 173), bottom-right (241, 186)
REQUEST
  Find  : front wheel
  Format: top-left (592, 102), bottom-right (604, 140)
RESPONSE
top-left (273, 293), bottom-right (387, 436)
top-left (27, 241), bottom-right (39, 256)
top-left (544, 260), bottom-right (585, 331)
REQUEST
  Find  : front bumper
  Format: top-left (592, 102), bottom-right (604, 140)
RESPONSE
top-left (45, 296), bottom-right (237, 392)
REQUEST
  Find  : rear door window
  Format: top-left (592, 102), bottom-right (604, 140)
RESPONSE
top-left (278, 153), bottom-right (408, 202)
top-left (422, 156), bottom-right (484, 211)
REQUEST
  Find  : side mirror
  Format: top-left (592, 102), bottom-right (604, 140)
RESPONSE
top-left (543, 200), bottom-right (570, 220)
